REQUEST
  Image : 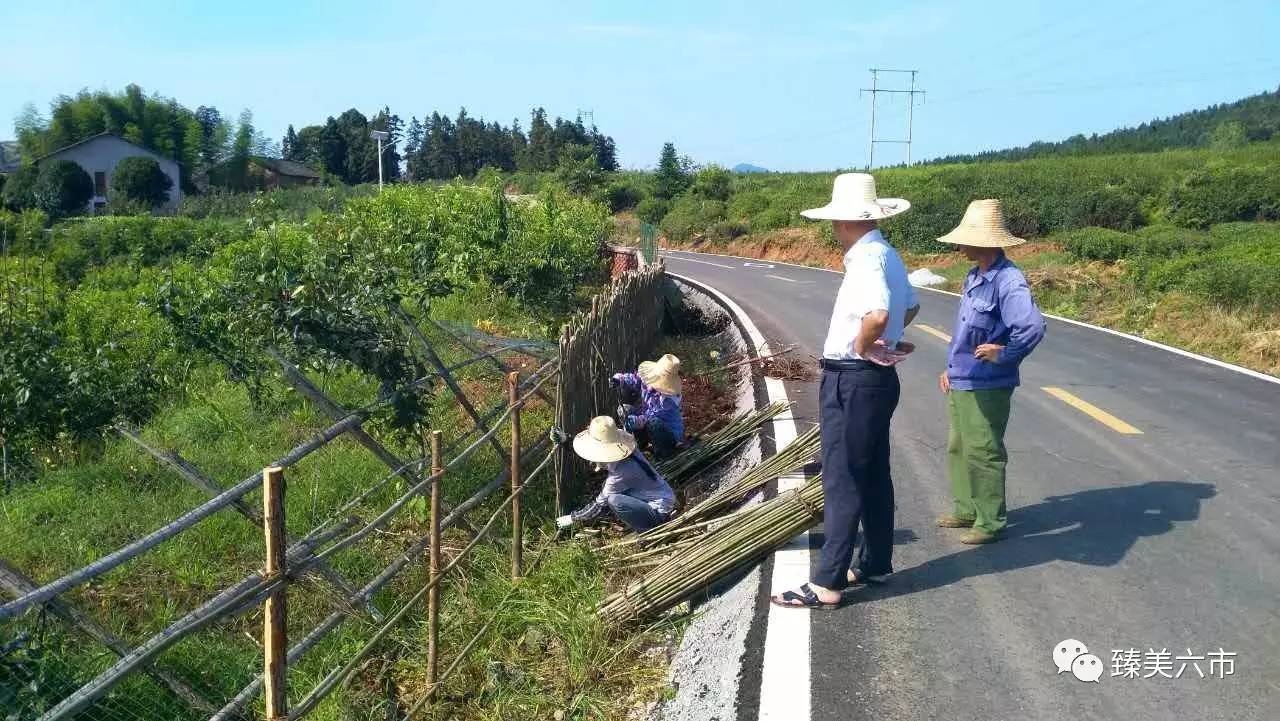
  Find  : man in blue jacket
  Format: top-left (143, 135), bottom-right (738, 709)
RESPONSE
top-left (936, 199), bottom-right (1046, 545)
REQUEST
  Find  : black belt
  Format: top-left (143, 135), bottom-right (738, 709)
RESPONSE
top-left (820, 358), bottom-right (883, 371)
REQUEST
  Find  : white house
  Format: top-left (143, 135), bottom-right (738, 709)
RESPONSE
top-left (41, 133), bottom-right (182, 213)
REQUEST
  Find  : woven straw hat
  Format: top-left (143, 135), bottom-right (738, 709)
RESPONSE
top-left (637, 354), bottom-right (682, 396)
top-left (572, 416), bottom-right (638, 464)
top-left (937, 199), bottom-right (1026, 248)
top-left (801, 172), bottom-right (910, 221)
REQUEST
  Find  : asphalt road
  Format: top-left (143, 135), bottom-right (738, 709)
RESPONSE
top-left (661, 249), bottom-right (1280, 721)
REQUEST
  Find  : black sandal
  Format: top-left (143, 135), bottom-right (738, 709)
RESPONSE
top-left (770, 583), bottom-right (845, 610)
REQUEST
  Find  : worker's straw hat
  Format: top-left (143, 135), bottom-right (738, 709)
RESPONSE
top-left (800, 172), bottom-right (910, 221)
top-left (573, 416), bottom-right (638, 464)
top-left (936, 199), bottom-right (1026, 248)
top-left (638, 354), bottom-right (682, 396)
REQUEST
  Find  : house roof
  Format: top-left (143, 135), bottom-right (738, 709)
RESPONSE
top-left (0, 140), bottom-right (20, 173)
top-left (251, 156), bottom-right (322, 179)
top-left (37, 132), bottom-right (179, 167)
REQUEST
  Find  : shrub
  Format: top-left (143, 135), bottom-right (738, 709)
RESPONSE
top-left (553, 143), bottom-right (607, 195)
top-left (1182, 237), bottom-right (1280, 308)
top-left (1059, 227), bottom-right (1135, 262)
top-left (0, 208), bottom-right (49, 250)
top-left (57, 283), bottom-right (185, 433)
top-left (728, 191), bottom-right (770, 221)
top-left (690, 165), bottom-right (733, 201)
top-left (595, 178), bottom-right (643, 213)
top-left (1064, 186), bottom-right (1144, 230)
top-left (1165, 165), bottom-right (1280, 229)
top-left (750, 205), bottom-right (794, 233)
top-left (708, 220), bottom-right (750, 241)
top-left (659, 197), bottom-right (727, 242)
top-left (110, 157), bottom-right (174, 209)
top-left (635, 196), bottom-right (671, 225)
top-left (2, 165), bottom-right (38, 210)
top-left (33, 160), bottom-right (93, 219)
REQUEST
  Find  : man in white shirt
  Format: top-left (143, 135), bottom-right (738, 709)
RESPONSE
top-left (773, 173), bottom-right (919, 609)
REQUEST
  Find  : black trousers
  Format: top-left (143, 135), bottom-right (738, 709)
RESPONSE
top-left (812, 363), bottom-right (901, 590)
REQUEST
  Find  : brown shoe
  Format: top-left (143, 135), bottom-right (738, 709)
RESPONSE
top-left (959, 529), bottom-right (999, 545)
top-left (936, 514), bottom-right (976, 528)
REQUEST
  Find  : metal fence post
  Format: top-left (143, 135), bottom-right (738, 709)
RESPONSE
top-left (262, 466), bottom-right (288, 721)
top-left (427, 430), bottom-right (442, 698)
top-left (508, 371), bottom-right (523, 580)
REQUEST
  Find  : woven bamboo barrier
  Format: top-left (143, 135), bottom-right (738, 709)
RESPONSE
top-left (555, 261), bottom-right (666, 511)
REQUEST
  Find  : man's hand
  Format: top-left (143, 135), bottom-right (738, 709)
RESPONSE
top-left (974, 343), bottom-right (1005, 363)
top-left (895, 340), bottom-right (916, 355)
top-left (938, 372), bottom-right (950, 394)
top-left (864, 339), bottom-right (909, 367)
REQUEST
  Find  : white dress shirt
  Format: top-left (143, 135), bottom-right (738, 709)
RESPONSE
top-left (822, 228), bottom-right (918, 360)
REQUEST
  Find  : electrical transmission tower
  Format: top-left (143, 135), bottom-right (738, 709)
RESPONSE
top-left (578, 109), bottom-right (595, 127)
top-left (861, 69), bottom-right (926, 168)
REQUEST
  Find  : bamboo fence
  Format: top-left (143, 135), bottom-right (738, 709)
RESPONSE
top-left (554, 261), bottom-right (667, 511)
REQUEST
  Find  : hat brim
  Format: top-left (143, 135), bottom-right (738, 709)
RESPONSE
top-left (637, 362), bottom-right (682, 396)
top-left (572, 429), bottom-right (637, 464)
top-left (800, 198), bottom-right (911, 221)
top-left (936, 228), bottom-right (1026, 248)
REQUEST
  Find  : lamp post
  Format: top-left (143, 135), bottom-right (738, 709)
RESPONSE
top-left (370, 130), bottom-right (390, 190)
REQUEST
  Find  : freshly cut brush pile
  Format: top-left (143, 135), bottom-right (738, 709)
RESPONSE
top-left (658, 401), bottom-right (790, 486)
top-left (598, 474), bottom-right (824, 625)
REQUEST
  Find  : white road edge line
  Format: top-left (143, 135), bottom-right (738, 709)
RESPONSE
top-left (765, 274), bottom-right (799, 283)
top-left (667, 270), bottom-right (809, 721)
top-left (664, 249), bottom-right (1280, 387)
top-left (661, 253), bottom-right (734, 269)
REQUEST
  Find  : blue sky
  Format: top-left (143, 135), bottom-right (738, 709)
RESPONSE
top-left (3, 0), bottom-right (1279, 171)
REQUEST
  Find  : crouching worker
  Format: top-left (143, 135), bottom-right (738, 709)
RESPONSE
top-left (560, 416), bottom-right (675, 532)
top-left (610, 354), bottom-right (685, 460)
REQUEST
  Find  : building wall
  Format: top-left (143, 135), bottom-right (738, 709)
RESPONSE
top-left (49, 135), bottom-right (182, 212)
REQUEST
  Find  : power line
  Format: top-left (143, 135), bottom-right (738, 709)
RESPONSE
top-left (861, 68), bottom-right (926, 169)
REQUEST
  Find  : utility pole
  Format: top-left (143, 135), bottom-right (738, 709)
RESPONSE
top-left (860, 69), bottom-right (926, 169)
top-left (370, 130), bottom-right (390, 190)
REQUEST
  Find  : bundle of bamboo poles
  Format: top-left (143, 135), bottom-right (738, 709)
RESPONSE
top-left (598, 475), bottom-right (823, 625)
top-left (656, 401), bottom-right (790, 486)
top-left (667, 424), bottom-right (819, 529)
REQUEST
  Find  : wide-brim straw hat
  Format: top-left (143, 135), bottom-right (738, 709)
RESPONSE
top-left (801, 172), bottom-right (910, 221)
top-left (937, 199), bottom-right (1026, 248)
top-left (573, 416), bottom-right (638, 464)
top-left (637, 354), bottom-right (682, 396)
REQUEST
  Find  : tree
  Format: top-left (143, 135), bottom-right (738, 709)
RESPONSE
top-left (2, 165), bottom-right (39, 211)
top-left (593, 128), bottom-right (619, 172)
top-left (32, 160), bottom-right (92, 218)
top-left (282, 125), bottom-right (300, 160)
top-left (654, 142), bottom-right (690, 199)
top-left (404, 117), bottom-right (425, 180)
top-left (111, 156), bottom-right (173, 208)
top-left (1206, 120), bottom-right (1248, 150)
top-left (690, 164), bottom-right (732, 201)
top-left (554, 143), bottom-right (606, 194)
top-left (224, 109), bottom-right (255, 190)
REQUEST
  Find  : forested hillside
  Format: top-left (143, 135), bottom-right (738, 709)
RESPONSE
top-left (930, 87), bottom-right (1280, 164)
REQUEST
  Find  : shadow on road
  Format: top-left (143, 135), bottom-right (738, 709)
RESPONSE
top-left (854, 480), bottom-right (1217, 602)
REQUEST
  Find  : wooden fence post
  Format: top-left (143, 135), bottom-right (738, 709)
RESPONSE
top-left (262, 466), bottom-right (288, 721)
top-left (426, 430), bottom-right (442, 698)
top-left (508, 371), bottom-right (523, 580)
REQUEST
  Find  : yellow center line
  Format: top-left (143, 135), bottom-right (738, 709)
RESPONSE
top-left (1041, 387), bottom-right (1144, 435)
top-left (914, 324), bottom-right (952, 343)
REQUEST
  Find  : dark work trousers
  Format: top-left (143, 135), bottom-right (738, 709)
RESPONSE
top-left (812, 363), bottom-right (901, 590)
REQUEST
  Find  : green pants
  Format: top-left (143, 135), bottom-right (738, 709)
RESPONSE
top-left (947, 388), bottom-right (1013, 534)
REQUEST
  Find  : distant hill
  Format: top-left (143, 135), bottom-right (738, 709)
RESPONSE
top-left (733, 163), bottom-right (770, 173)
top-left (929, 87), bottom-right (1280, 165)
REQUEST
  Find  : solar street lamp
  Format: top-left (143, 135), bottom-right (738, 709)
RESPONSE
top-left (370, 130), bottom-right (391, 189)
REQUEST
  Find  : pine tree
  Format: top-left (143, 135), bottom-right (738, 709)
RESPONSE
top-left (654, 142), bottom-right (689, 199)
top-left (282, 125), bottom-right (300, 160)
